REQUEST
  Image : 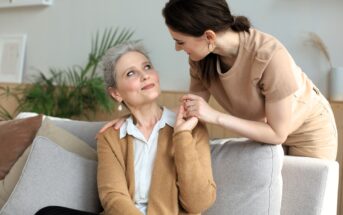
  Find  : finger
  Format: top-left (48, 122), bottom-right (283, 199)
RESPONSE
top-left (185, 108), bottom-right (196, 118)
top-left (99, 120), bottom-right (117, 133)
top-left (114, 118), bottom-right (126, 130)
top-left (181, 93), bottom-right (200, 101)
top-left (184, 100), bottom-right (196, 109)
top-left (187, 116), bottom-right (199, 125)
top-left (175, 105), bottom-right (184, 125)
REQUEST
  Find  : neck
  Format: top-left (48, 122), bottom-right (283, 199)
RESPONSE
top-left (128, 103), bottom-right (163, 139)
top-left (212, 29), bottom-right (240, 66)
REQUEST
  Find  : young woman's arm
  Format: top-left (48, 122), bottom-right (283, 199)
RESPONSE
top-left (182, 93), bottom-right (292, 145)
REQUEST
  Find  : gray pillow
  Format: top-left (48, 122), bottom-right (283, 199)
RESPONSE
top-left (50, 120), bottom-right (106, 149)
top-left (204, 138), bottom-right (283, 215)
top-left (0, 136), bottom-right (101, 215)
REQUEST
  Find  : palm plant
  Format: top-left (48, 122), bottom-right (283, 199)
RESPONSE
top-left (0, 28), bottom-right (135, 119)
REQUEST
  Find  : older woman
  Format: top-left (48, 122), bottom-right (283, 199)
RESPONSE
top-left (35, 42), bottom-right (216, 215)
top-left (97, 41), bottom-right (216, 215)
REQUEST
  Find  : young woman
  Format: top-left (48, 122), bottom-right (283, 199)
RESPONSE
top-left (35, 42), bottom-right (216, 215)
top-left (159, 0), bottom-right (337, 160)
top-left (101, 0), bottom-right (337, 160)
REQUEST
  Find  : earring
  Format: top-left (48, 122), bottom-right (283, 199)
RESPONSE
top-left (208, 43), bottom-right (214, 53)
top-left (117, 103), bottom-right (123, 111)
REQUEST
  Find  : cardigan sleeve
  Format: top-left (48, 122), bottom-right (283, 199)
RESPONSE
top-left (97, 133), bottom-right (142, 215)
top-left (173, 123), bottom-right (216, 213)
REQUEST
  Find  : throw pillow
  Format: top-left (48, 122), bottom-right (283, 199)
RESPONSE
top-left (16, 112), bottom-right (106, 149)
top-left (0, 145), bottom-right (32, 208)
top-left (0, 137), bottom-right (101, 215)
top-left (0, 115), bottom-right (43, 180)
top-left (36, 118), bottom-right (97, 161)
top-left (0, 117), bottom-right (97, 210)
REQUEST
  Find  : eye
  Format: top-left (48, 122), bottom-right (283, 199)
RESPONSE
top-left (126, 70), bottom-right (135, 77)
top-left (176, 41), bottom-right (184, 45)
top-left (144, 64), bottom-right (152, 70)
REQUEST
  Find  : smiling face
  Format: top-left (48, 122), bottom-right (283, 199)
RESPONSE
top-left (109, 51), bottom-right (161, 109)
top-left (168, 27), bottom-right (210, 61)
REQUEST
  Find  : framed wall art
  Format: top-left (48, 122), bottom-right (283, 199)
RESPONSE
top-left (0, 34), bottom-right (27, 83)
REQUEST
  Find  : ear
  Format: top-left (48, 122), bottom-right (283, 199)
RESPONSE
top-left (108, 87), bottom-right (123, 103)
top-left (204, 30), bottom-right (216, 43)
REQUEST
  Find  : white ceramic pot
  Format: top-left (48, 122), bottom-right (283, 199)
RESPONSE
top-left (329, 67), bottom-right (343, 101)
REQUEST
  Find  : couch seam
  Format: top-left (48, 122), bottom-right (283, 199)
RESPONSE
top-left (267, 145), bottom-right (274, 215)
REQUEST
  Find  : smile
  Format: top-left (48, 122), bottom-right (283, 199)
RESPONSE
top-left (141, 83), bottom-right (155, 90)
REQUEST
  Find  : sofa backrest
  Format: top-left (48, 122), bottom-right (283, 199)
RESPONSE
top-left (15, 113), bottom-right (339, 215)
top-left (204, 138), bottom-right (283, 215)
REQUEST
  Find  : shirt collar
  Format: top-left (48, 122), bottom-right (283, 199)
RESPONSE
top-left (119, 107), bottom-right (175, 139)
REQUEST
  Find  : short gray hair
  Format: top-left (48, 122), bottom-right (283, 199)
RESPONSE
top-left (102, 41), bottom-right (150, 89)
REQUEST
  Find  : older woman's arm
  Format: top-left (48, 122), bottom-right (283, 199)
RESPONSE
top-left (97, 133), bottom-right (142, 215)
top-left (173, 123), bottom-right (217, 213)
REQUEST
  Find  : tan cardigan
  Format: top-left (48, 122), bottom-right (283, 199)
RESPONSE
top-left (97, 123), bottom-right (216, 215)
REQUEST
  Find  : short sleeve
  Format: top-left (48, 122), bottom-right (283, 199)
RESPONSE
top-left (189, 59), bottom-right (211, 101)
top-left (259, 47), bottom-right (299, 102)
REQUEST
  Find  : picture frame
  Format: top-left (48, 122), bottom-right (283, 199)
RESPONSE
top-left (0, 34), bottom-right (27, 83)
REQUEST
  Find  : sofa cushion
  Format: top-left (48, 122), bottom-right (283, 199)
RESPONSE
top-left (0, 115), bottom-right (43, 180)
top-left (0, 136), bottom-right (101, 215)
top-left (0, 117), bottom-right (98, 210)
top-left (204, 138), bottom-right (283, 215)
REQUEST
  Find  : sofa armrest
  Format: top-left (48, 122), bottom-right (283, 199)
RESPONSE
top-left (281, 156), bottom-right (339, 215)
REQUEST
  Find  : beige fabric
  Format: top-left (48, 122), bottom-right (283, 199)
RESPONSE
top-left (189, 28), bottom-right (337, 160)
top-left (0, 117), bottom-right (97, 209)
top-left (97, 123), bottom-right (216, 215)
top-left (0, 145), bottom-right (32, 208)
top-left (36, 118), bottom-right (97, 161)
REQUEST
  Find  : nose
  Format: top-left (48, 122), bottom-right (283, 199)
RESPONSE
top-left (141, 71), bottom-right (150, 81)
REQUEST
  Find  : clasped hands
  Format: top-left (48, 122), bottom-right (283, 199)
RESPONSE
top-left (97, 94), bottom-right (217, 134)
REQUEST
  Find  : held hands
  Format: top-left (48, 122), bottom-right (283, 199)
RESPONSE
top-left (182, 94), bottom-right (219, 124)
top-left (174, 104), bottom-right (199, 133)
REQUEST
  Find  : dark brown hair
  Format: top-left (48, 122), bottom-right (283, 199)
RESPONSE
top-left (162, 0), bottom-right (251, 86)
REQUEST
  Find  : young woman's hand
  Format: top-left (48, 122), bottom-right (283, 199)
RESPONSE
top-left (174, 104), bottom-right (199, 133)
top-left (182, 94), bottom-right (220, 124)
top-left (97, 116), bottom-right (127, 135)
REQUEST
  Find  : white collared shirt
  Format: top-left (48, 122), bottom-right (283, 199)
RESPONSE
top-left (119, 107), bottom-right (175, 215)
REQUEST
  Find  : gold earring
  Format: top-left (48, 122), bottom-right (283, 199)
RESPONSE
top-left (117, 103), bottom-right (123, 111)
top-left (208, 43), bottom-right (214, 53)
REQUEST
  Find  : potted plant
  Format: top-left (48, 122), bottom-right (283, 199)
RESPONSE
top-left (0, 27), bottom-right (135, 120)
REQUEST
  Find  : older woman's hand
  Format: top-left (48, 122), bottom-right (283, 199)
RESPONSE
top-left (174, 104), bottom-right (199, 133)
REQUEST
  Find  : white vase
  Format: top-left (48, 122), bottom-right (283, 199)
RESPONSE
top-left (329, 67), bottom-right (343, 101)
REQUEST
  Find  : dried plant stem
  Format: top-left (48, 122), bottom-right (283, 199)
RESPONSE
top-left (307, 32), bottom-right (332, 69)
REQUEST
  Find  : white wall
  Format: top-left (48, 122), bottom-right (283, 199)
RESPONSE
top-left (0, 0), bottom-right (342, 96)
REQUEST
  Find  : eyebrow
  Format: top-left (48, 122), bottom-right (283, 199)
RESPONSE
top-left (121, 61), bottom-right (151, 77)
top-left (173, 38), bottom-right (183, 42)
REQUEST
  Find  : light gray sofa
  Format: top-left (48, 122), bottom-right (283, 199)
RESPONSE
top-left (0, 113), bottom-right (339, 215)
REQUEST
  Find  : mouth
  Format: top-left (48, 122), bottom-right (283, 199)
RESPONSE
top-left (141, 83), bottom-right (155, 90)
